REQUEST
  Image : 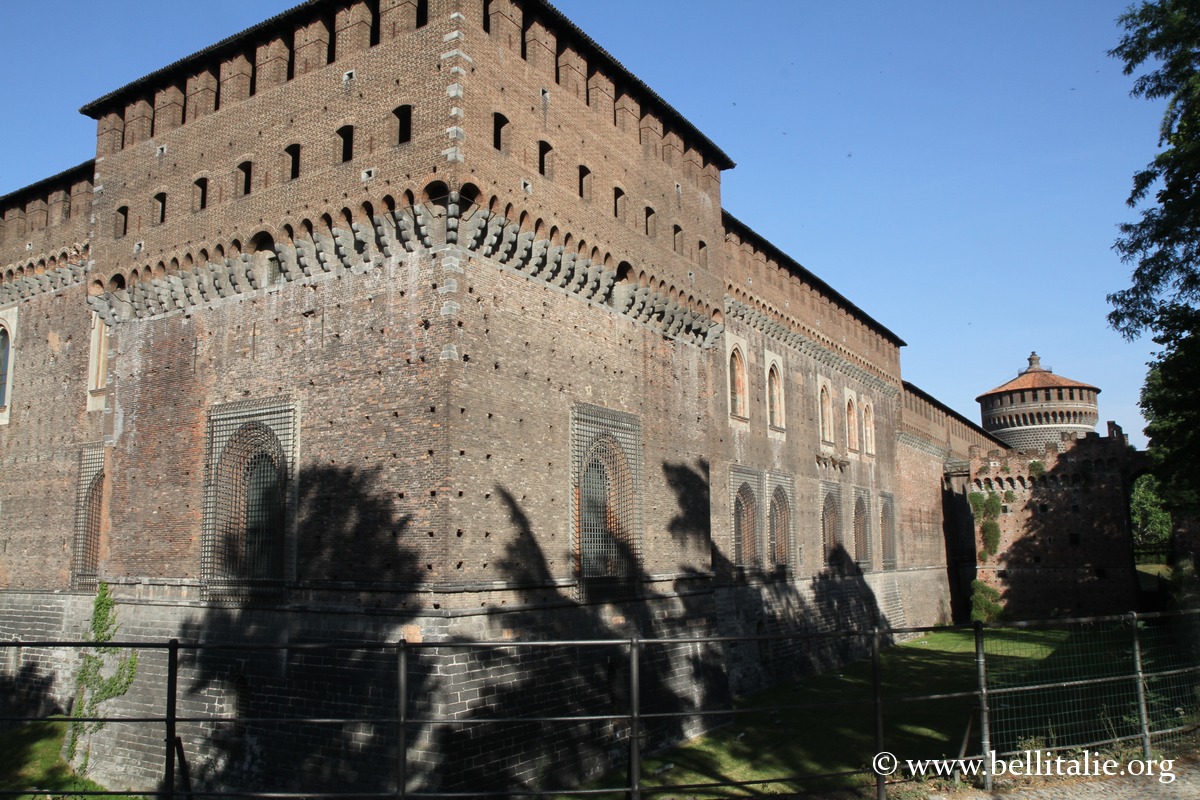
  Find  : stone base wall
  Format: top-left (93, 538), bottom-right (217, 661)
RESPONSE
top-left (0, 565), bottom-right (950, 793)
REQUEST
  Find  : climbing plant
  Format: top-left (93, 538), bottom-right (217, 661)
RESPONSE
top-left (67, 582), bottom-right (138, 771)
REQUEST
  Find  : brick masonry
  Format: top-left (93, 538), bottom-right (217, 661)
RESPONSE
top-left (0, 0), bottom-right (1014, 791)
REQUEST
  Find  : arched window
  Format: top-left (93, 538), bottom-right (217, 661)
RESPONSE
top-left (577, 434), bottom-right (637, 581)
top-left (819, 385), bottom-right (833, 443)
top-left (846, 398), bottom-right (859, 450)
top-left (0, 326), bottom-right (9, 409)
top-left (822, 493), bottom-right (840, 570)
top-left (734, 482), bottom-right (757, 566)
top-left (880, 498), bottom-right (897, 570)
top-left (729, 348), bottom-right (747, 418)
top-left (769, 487), bottom-right (790, 566)
top-left (854, 496), bottom-right (869, 569)
top-left (209, 421), bottom-right (288, 591)
top-left (73, 469), bottom-right (104, 590)
top-left (767, 364), bottom-right (783, 428)
top-left (863, 402), bottom-right (875, 454)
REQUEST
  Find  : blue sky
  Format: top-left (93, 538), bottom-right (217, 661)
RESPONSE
top-left (0, 1), bottom-right (1164, 447)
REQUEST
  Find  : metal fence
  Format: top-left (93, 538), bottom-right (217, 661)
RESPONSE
top-left (2, 609), bottom-right (1198, 799)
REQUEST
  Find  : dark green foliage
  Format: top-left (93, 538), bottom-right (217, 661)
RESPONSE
top-left (982, 520), bottom-right (1002, 556)
top-left (1131, 473), bottom-right (1173, 551)
top-left (1109, 0), bottom-right (1200, 337)
top-left (984, 493), bottom-right (1003, 520)
top-left (968, 492), bottom-right (987, 519)
top-left (1029, 461), bottom-right (1045, 479)
top-left (971, 580), bottom-right (1004, 622)
top-left (1140, 307), bottom-right (1200, 517)
top-left (1004, 490), bottom-right (1016, 503)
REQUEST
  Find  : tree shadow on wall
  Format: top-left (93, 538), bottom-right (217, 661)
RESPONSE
top-left (169, 464), bottom-right (426, 797)
top-left (983, 455), bottom-right (1137, 620)
top-left (427, 485), bottom-right (704, 794)
top-left (656, 460), bottom-right (903, 793)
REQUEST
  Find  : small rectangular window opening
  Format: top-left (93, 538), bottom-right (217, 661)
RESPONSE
top-left (493, 112), bottom-right (508, 152)
top-left (237, 161), bottom-right (253, 196)
top-left (285, 144), bottom-right (301, 180)
top-left (577, 165), bottom-right (590, 200)
top-left (194, 178), bottom-right (208, 211)
top-left (613, 187), bottom-right (625, 219)
top-left (153, 192), bottom-right (167, 225)
top-left (395, 105), bottom-right (412, 145)
top-left (538, 140), bottom-right (552, 177)
top-left (338, 125), bottom-right (354, 162)
top-left (115, 206), bottom-right (129, 239)
top-left (416, 0), bottom-right (428, 28)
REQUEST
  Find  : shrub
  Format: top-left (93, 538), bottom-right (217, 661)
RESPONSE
top-left (1029, 460), bottom-right (1045, 479)
top-left (982, 520), bottom-right (1001, 555)
top-left (984, 493), bottom-right (1002, 520)
top-left (971, 580), bottom-right (1004, 622)
top-left (1004, 490), bottom-right (1015, 503)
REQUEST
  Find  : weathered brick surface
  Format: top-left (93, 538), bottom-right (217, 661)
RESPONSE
top-left (0, 0), bottom-right (1011, 791)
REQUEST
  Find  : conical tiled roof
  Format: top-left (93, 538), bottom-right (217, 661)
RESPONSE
top-left (976, 352), bottom-right (1098, 402)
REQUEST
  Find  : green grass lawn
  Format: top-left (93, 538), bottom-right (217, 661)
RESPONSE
top-left (0, 720), bottom-right (111, 800)
top-left (571, 626), bottom-right (1165, 798)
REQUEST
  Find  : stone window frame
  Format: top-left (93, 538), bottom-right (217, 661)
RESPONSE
top-left (730, 464), bottom-right (763, 570)
top-left (844, 387), bottom-right (860, 452)
top-left (765, 349), bottom-right (785, 439)
top-left (72, 443), bottom-right (107, 591)
top-left (766, 474), bottom-right (795, 569)
top-left (725, 331), bottom-right (750, 430)
top-left (0, 305), bottom-right (16, 425)
top-left (570, 403), bottom-right (643, 602)
top-left (817, 375), bottom-right (835, 447)
top-left (202, 398), bottom-right (300, 601)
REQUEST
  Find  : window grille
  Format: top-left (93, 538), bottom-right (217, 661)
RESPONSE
top-left (854, 493), bottom-right (870, 569)
top-left (821, 488), bottom-right (841, 571)
top-left (571, 403), bottom-right (641, 601)
top-left (880, 494), bottom-right (897, 570)
top-left (72, 443), bottom-right (106, 591)
top-left (768, 485), bottom-right (791, 566)
top-left (734, 483), bottom-right (757, 566)
top-left (203, 399), bottom-right (297, 601)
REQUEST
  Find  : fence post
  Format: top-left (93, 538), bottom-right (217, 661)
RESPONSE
top-left (164, 638), bottom-right (178, 800)
top-left (872, 628), bottom-right (886, 800)
top-left (973, 621), bottom-right (991, 792)
top-left (1129, 611), bottom-right (1153, 760)
top-left (628, 637), bottom-right (641, 800)
top-left (396, 639), bottom-right (408, 799)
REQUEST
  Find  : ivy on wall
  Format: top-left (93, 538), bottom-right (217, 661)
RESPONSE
top-left (67, 583), bottom-right (139, 772)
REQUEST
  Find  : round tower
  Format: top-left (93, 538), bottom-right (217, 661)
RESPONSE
top-left (976, 352), bottom-right (1100, 451)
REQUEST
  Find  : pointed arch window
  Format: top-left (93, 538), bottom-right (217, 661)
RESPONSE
top-left (819, 385), bottom-right (833, 443)
top-left (734, 482), bottom-right (757, 566)
top-left (822, 493), bottom-right (840, 571)
top-left (854, 496), bottom-right (869, 569)
top-left (769, 486), bottom-right (790, 567)
top-left (572, 404), bottom-right (642, 602)
top-left (881, 497), bottom-right (897, 570)
top-left (847, 398), bottom-right (859, 451)
top-left (729, 348), bottom-right (747, 419)
top-left (0, 326), bottom-right (9, 410)
top-left (72, 444), bottom-right (106, 590)
top-left (863, 402), bottom-right (875, 454)
top-left (203, 401), bottom-right (296, 600)
top-left (767, 364), bottom-right (783, 428)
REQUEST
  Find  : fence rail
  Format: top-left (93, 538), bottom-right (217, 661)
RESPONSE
top-left (2, 609), bottom-right (1198, 799)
